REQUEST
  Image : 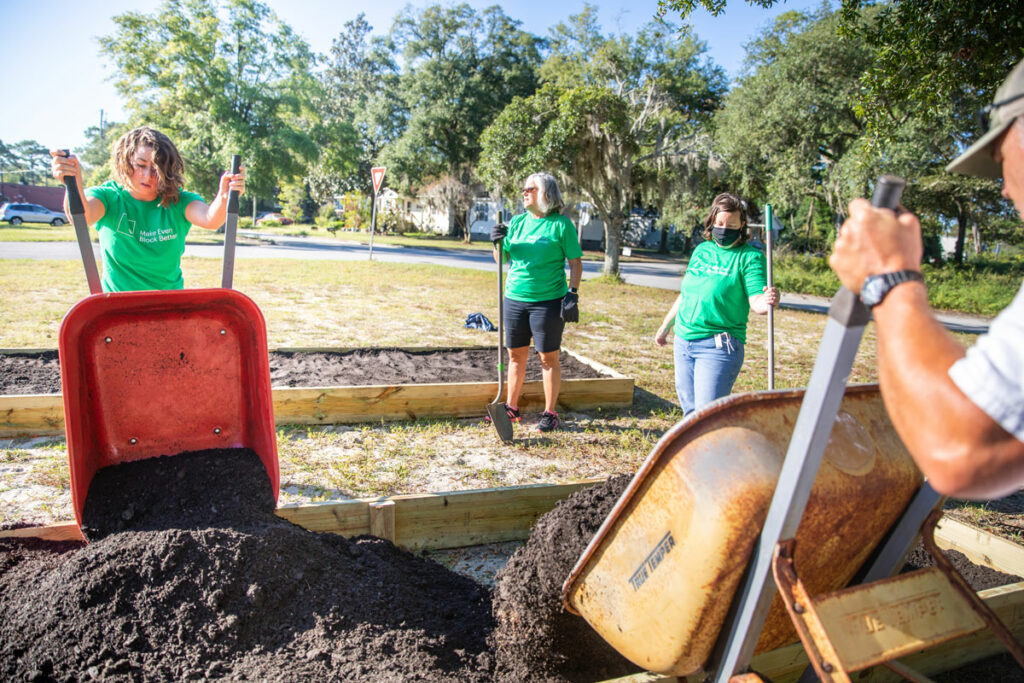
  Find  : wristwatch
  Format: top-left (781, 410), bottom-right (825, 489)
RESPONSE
top-left (568, 287), bottom-right (578, 294)
top-left (859, 270), bottom-right (924, 307)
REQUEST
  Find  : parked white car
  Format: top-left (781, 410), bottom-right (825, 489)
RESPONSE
top-left (0, 202), bottom-right (67, 226)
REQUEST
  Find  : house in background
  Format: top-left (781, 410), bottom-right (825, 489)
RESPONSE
top-left (0, 183), bottom-right (64, 211)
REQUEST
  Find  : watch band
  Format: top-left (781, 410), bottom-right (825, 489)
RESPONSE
top-left (862, 269), bottom-right (924, 307)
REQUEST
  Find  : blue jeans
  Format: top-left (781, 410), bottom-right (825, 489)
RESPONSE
top-left (673, 333), bottom-right (745, 416)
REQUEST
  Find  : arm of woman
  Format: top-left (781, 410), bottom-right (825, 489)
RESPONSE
top-left (567, 257), bottom-right (582, 288)
top-left (185, 167), bottom-right (245, 230)
top-left (748, 286), bottom-right (780, 315)
top-left (655, 295), bottom-right (682, 346)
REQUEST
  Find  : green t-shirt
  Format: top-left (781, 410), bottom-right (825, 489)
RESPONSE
top-left (674, 241), bottom-right (766, 343)
top-left (85, 180), bottom-right (204, 292)
top-left (501, 211), bottom-right (583, 302)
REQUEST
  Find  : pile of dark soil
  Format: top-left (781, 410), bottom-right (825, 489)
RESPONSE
top-left (0, 449), bottom-right (494, 681)
top-left (490, 473), bottom-right (640, 682)
top-left (0, 348), bottom-right (606, 396)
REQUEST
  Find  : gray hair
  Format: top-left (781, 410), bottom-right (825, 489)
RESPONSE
top-left (526, 172), bottom-right (564, 215)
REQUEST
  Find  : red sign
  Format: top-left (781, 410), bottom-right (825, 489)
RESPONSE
top-left (371, 166), bottom-right (386, 195)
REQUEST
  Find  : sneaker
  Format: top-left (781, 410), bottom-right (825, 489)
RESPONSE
top-left (486, 404), bottom-right (521, 423)
top-left (536, 410), bottom-right (559, 432)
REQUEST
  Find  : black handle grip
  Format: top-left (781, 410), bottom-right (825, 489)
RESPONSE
top-left (829, 174), bottom-right (907, 327)
top-left (227, 154), bottom-right (241, 214)
top-left (56, 149), bottom-right (86, 216)
top-left (870, 174), bottom-right (905, 210)
top-left (64, 176), bottom-right (85, 216)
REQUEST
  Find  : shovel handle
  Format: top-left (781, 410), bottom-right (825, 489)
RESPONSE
top-left (871, 174), bottom-right (906, 211)
top-left (829, 175), bottom-right (907, 327)
top-left (58, 149), bottom-right (102, 295)
top-left (494, 236), bottom-right (505, 401)
top-left (221, 154), bottom-right (241, 289)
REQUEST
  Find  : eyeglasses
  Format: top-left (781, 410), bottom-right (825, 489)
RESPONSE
top-left (522, 187), bottom-right (537, 195)
top-left (977, 91), bottom-right (1024, 135)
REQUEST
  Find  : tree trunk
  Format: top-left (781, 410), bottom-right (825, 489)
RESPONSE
top-left (954, 200), bottom-right (966, 265)
top-left (971, 220), bottom-right (982, 256)
top-left (603, 217), bottom-right (622, 276)
top-left (804, 198), bottom-right (816, 241)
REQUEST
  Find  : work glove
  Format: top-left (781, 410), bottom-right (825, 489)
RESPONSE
top-left (490, 222), bottom-right (507, 244)
top-left (561, 291), bottom-right (579, 323)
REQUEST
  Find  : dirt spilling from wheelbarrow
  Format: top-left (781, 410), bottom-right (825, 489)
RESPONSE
top-left (0, 348), bottom-right (606, 395)
top-left (490, 473), bottom-right (640, 681)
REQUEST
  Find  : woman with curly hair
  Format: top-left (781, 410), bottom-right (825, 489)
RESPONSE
top-left (655, 192), bottom-right (780, 415)
top-left (51, 126), bottom-right (245, 291)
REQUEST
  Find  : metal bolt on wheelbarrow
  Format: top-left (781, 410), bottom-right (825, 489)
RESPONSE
top-left (58, 154), bottom-right (279, 529)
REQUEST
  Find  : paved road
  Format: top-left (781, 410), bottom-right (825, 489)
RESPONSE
top-left (0, 234), bottom-right (992, 333)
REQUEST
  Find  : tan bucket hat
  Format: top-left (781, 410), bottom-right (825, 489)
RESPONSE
top-left (947, 59), bottom-right (1024, 179)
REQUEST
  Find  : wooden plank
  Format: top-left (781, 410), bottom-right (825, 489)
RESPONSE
top-left (0, 394), bottom-right (65, 437)
top-left (387, 481), bottom-right (598, 550)
top-left (278, 479), bottom-right (600, 550)
top-left (935, 516), bottom-right (1024, 577)
top-left (0, 346), bottom-right (633, 435)
top-left (369, 500), bottom-right (396, 542)
top-left (272, 376), bottom-right (631, 424)
top-left (0, 522), bottom-right (83, 542)
top-left (277, 480), bottom-right (601, 548)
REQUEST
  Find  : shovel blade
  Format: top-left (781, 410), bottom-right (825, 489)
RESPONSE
top-left (487, 401), bottom-right (514, 443)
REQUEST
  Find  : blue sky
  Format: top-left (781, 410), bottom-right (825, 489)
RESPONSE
top-left (2, 0), bottom-right (825, 151)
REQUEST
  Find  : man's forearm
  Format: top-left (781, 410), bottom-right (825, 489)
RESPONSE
top-left (873, 283), bottom-right (1024, 498)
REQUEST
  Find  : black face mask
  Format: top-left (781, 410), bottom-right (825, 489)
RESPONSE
top-left (712, 227), bottom-right (741, 247)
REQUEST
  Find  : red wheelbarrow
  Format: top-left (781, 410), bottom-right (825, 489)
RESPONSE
top-left (58, 156), bottom-right (278, 528)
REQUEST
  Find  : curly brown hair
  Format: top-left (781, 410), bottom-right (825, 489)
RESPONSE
top-left (701, 192), bottom-right (748, 244)
top-left (112, 126), bottom-right (185, 207)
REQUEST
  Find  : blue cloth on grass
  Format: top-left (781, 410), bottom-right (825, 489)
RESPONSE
top-left (464, 313), bottom-right (496, 331)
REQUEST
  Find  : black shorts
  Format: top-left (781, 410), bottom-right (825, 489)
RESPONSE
top-left (504, 297), bottom-right (564, 353)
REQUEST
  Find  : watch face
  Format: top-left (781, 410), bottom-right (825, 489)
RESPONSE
top-left (861, 276), bottom-right (885, 307)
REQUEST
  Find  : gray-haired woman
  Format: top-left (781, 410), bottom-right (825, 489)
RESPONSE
top-left (490, 172), bottom-right (583, 432)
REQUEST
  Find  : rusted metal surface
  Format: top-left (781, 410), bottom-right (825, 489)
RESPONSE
top-left (562, 385), bottom-right (922, 676)
top-left (771, 540), bottom-right (848, 682)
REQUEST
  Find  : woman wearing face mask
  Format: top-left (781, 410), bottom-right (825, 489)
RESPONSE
top-left (655, 192), bottom-right (780, 415)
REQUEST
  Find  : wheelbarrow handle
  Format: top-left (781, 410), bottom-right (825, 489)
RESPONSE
top-left (221, 154), bottom-right (241, 289)
top-left (828, 174), bottom-right (907, 328)
top-left (59, 149), bottom-right (102, 295)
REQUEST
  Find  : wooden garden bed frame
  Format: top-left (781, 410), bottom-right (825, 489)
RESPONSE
top-left (0, 346), bottom-right (634, 437)
top-left (2, 479), bottom-right (1022, 681)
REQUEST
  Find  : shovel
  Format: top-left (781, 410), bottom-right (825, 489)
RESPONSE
top-left (487, 234), bottom-right (514, 443)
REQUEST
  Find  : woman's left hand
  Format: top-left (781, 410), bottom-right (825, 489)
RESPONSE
top-left (763, 286), bottom-right (780, 307)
